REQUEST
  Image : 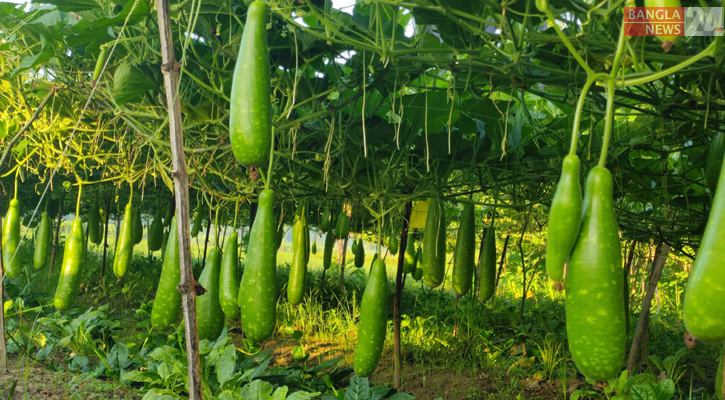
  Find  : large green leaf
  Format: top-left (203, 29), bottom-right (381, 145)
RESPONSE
top-left (113, 62), bottom-right (155, 105)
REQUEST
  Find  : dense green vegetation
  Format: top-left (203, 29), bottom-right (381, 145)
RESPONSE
top-left (1, 0), bottom-right (725, 398)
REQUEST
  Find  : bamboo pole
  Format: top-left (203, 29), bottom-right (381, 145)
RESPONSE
top-left (155, 0), bottom-right (203, 396)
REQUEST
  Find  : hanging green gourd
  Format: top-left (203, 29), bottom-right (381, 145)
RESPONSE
top-left (452, 203), bottom-right (475, 297)
top-left (54, 188), bottom-right (86, 311)
top-left (319, 207), bottom-right (331, 233)
top-left (34, 211), bottom-right (52, 270)
top-left (151, 217), bottom-right (181, 331)
top-left (335, 209), bottom-right (349, 240)
top-left (197, 248), bottom-right (224, 341)
top-left (287, 201), bottom-right (309, 305)
top-left (566, 167), bottom-right (625, 382)
top-left (148, 209), bottom-right (164, 252)
top-left (220, 230), bottom-right (240, 321)
top-left (88, 201), bottom-right (101, 245)
top-left (2, 198), bottom-right (20, 278)
top-left (354, 239), bottom-right (365, 268)
top-left (422, 196), bottom-right (446, 288)
top-left (311, 239), bottom-right (317, 255)
top-left (113, 198), bottom-right (135, 278)
top-left (388, 230), bottom-right (399, 255)
top-left (132, 208), bottom-right (143, 245)
top-left (239, 189), bottom-right (278, 342)
top-left (323, 232), bottom-right (335, 270)
top-left (230, 1), bottom-right (272, 168)
top-left (353, 259), bottom-right (388, 377)
top-left (403, 233), bottom-right (416, 274)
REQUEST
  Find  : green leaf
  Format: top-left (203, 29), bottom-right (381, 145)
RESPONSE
top-left (89, 0), bottom-right (150, 30)
top-left (12, 36), bottom-right (54, 77)
top-left (123, 370), bottom-right (160, 384)
top-left (271, 387), bottom-right (289, 400)
top-left (215, 344), bottom-right (237, 385)
top-left (113, 62), bottom-right (155, 105)
top-left (217, 390), bottom-right (243, 400)
top-left (345, 375), bottom-right (370, 400)
top-left (630, 385), bottom-right (657, 400)
top-left (239, 379), bottom-right (274, 400)
top-left (30, 0), bottom-right (98, 12)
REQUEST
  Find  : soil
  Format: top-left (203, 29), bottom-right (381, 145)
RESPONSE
top-left (0, 354), bottom-right (140, 400)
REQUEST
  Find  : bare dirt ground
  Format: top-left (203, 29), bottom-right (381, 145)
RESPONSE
top-left (0, 355), bottom-right (139, 400)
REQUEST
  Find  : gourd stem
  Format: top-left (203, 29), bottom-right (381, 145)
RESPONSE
top-left (569, 73), bottom-right (608, 156)
top-left (598, 78), bottom-right (616, 168)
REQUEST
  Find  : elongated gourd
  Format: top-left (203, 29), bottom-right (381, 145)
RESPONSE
top-left (546, 155), bottom-right (582, 282)
top-left (353, 259), bottom-right (388, 377)
top-left (643, 0), bottom-right (681, 48)
top-left (354, 239), bottom-right (365, 268)
top-left (403, 233), bottom-right (416, 274)
top-left (148, 210), bottom-right (164, 252)
top-left (230, 1), bottom-right (272, 168)
top-left (335, 210), bottom-right (349, 240)
top-left (287, 202), bottom-right (308, 305)
top-left (566, 167), bottom-right (625, 382)
top-left (684, 145), bottom-right (725, 344)
top-left (311, 240), bottom-right (317, 255)
top-left (197, 248), bottom-right (224, 341)
top-left (88, 202), bottom-right (101, 245)
top-left (388, 232), bottom-right (399, 255)
top-left (452, 203), bottom-right (475, 297)
top-left (151, 217), bottom-right (181, 330)
top-left (706, 132), bottom-right (725, 193)
top-left (54, 219), bottom-right (86, 311)
top-left (479, 226), bottom-right (497, 302)
top-left (2, 199), bottom-right (20, 278)
top-left (113, 201), bottom-right (135, 278)
top-left (323, 232), bottom-right (335, 270)
top-left (191, 208), bottom-right (204, 237)
top-left (239, 189), bottom-right (278, 342)
top-left (319, 207), bottom-right (331, 233)
top-left (422, 197), bottom-right (446, 288)
top-left (132, 209), bottom-right (143, 245)
top-left (160, 229), bottom-right (169, 262)
top-left (411, 246), bottom-right (424, 281)
top-left (34, 211), bottom-right (52, 270)
top-left (220, 230), bottom-right (240, 321)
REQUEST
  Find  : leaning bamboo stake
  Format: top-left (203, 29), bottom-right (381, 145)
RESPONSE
top-left (154, 0), bottom-right (203, 398)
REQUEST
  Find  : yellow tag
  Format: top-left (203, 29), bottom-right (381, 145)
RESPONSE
top-left (409, 199), bottom-right (431, 229)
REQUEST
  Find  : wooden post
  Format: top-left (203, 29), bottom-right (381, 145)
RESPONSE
top-left (393, 201), bottom-right (412, 390)
top-left (99, 196), bottom-right (111, 287)
top-left (0, 192), bottom-right (9, 373)
top-left (626, 242), bottom-right (670, 376)
top-left (49, 201), bottom-right (63, 277)
top-left (155, 0), bottom-right (204, 396)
